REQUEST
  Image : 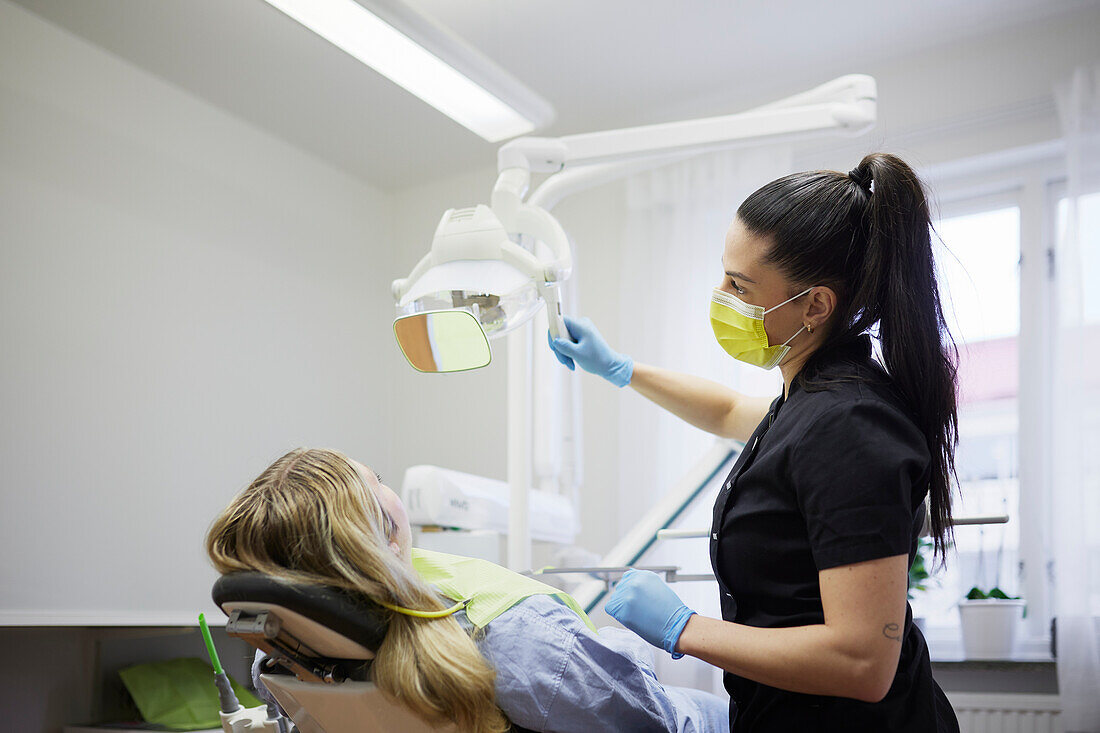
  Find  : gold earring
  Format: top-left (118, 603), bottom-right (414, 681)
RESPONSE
top-left (806, 323), bottom-right (814, 333)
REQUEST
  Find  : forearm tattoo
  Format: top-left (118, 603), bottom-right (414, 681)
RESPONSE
top-left (882, 623), bottom-right (902, 642)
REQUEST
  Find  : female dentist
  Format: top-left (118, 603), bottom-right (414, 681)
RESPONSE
top-left (548, 153), bottom-right (961, 732)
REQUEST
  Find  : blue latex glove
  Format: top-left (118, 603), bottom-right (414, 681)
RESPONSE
top-left (546, 315), bottom-right (633, 388)
top-left (605, 569), bottom-right (696, 658)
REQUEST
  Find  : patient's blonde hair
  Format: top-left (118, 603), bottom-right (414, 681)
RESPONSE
top-left (206, 448), bottom-right (508, 733)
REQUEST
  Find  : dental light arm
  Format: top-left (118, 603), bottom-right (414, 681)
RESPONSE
top-left (497, 74), bottom-right (875, 178)
top-left (523, 74), bottom-right (875, 210)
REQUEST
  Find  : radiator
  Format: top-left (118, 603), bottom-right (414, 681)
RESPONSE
top-left (948, 693), bottom-right (1062, 733)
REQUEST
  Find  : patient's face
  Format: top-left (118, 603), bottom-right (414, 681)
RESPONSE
top-left (354, 460), bottom-right (413, 565)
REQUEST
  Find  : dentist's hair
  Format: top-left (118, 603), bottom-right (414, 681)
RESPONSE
top-left (736, 153), bottom-right (958, 562)
top-left (206, 448), bottom-right (508, 733)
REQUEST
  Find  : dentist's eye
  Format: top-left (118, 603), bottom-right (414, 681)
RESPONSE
top-left (729, 279), bottom-right (745, 294)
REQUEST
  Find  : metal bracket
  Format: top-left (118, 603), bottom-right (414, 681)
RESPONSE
top-left (225, 609), bottom-right (348, 685)
top-left (225, 608), bottom-right (281, 639)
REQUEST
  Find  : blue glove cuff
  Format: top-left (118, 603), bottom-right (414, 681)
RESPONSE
top-left (607, 354), bottom-right (634, 388)
top-left (662, 607), bottom-right (696, 659)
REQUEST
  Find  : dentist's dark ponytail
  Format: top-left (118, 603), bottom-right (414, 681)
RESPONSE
top-left (737, 153), bottom-right (959, 562)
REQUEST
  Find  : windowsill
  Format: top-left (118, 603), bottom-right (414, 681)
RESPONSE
top-left (929, 648), bottom-right (1059, 695)
top-left (925, 634), bottom-right (1054, 664)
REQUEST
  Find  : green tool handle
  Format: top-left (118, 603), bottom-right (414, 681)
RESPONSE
top-left (198, 613), bottom-right (224, 675)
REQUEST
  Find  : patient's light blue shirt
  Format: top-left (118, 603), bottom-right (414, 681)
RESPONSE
top-left (470, 593), bottom-right (728, 733)
top-left (253, 592), bottom-right (728, 733)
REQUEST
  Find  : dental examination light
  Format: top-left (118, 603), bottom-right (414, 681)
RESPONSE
top-left (393, 74), bottom-right (878, 569)
top-left (392, 197), bottom-right (572, 373)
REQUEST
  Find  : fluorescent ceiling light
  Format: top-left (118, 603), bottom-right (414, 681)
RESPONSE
top-left (262, 0), bottom-right (549, 142)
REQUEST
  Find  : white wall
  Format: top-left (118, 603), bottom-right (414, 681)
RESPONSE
top-left (0, 0), bottom-right (397, 622)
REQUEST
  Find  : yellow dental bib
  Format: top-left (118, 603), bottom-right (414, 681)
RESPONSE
top-left (411, 548), bottom-right (596, 631)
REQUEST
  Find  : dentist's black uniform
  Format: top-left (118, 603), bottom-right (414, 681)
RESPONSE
top-left (709, 335), bottom-right (960, 732)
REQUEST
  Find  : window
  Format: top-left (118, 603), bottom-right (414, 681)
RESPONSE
top-left (911, 205), bottom-right (1024, 644)
top-left (913, 158), bottom-right (1081, 658)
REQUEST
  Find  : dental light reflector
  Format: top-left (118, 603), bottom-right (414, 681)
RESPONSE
top-left (261, 0), bottom-right (541, 142)
top-left (393, 310), bottom-right (491, 373)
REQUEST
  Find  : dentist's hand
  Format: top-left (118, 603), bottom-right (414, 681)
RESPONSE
top-left (605, 569), bottom-right (696, 658)
top-left (547, 316), bottom-right (634, 387)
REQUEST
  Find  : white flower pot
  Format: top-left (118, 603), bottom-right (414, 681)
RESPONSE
top-left (958, 599), bottom-right (1025, 660)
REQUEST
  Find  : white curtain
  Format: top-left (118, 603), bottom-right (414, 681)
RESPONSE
top-left (1053, 64), bottom-right (1100, 732)
top-left (616, 146), bottom-right (793, 691)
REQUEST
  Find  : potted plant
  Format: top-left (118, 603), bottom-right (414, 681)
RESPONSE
top-left (958, 519), bottom-right (1025, 659)
top-left (958, 586), bottom-right (1025, 659)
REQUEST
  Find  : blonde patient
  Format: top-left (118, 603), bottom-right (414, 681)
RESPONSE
top-left (206, 447), bottom-right (728, 733)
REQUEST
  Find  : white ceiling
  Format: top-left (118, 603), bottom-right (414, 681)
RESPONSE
top-left (12, 0), bottom-right (1098, 190)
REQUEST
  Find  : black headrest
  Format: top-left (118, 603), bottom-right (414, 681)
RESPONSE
top-left (212, 572), bottom-right (389, 654)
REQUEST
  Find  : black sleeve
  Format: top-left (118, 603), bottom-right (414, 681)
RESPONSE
top-left (790, 398), bottom-right (929, 571)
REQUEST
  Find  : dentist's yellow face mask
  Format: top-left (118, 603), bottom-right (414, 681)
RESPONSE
top-left (710, 286), bottom-right (813, 369)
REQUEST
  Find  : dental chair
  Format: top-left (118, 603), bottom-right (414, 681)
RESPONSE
top-left (213, 573), bottom-right (538, 733)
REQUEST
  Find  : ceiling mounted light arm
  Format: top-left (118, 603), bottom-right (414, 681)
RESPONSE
top-left (490, 168), bottom-right (572, 280)
top-left (561, 73), bottom-right (874, 167)
top-left (500, 74), bottom-right (877, 210)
